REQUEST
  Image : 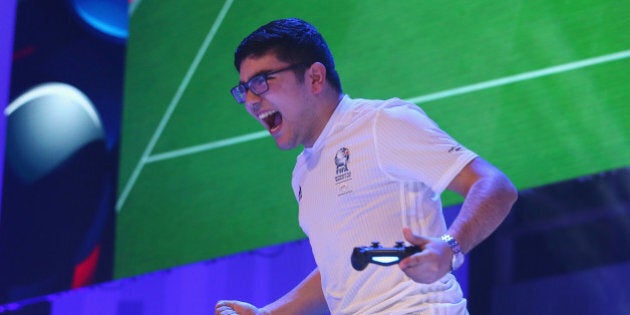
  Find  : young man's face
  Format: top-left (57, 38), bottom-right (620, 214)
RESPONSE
top-left (238, 53), bottom-right (321, 150)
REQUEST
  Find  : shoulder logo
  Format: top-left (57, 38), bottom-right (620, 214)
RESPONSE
top-left (298, 185), bottom-right (302, 202)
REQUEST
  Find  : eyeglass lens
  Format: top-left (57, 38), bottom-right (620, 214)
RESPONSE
top-left (231, 74), bottom-right (269, 103)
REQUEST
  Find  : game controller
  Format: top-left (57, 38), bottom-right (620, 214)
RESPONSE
top-left (351, 241), bottom-right (422, 271)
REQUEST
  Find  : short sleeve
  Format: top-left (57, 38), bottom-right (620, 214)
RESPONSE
top-left (373, 99), bottom-right (477, 194)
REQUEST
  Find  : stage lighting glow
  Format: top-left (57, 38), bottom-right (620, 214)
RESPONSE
top-left (70, 0), bottom-right (128, 41)
top-left (5, 82), bottom-right (105, 184)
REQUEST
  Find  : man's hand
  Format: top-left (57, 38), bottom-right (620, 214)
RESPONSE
top-left (398, 228), bottom-right (453, 284)
top-left (215, 300), bottom-right (267, 315)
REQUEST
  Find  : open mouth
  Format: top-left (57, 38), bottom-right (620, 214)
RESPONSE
top-left (259, 110), bottom-right (283, 133)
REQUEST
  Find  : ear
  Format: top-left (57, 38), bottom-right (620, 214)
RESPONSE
top-left (307, 62), bottom-right (327, 94)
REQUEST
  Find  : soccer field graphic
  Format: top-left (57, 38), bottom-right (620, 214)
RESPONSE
top-left (115, 0), bottom-right (630, 279)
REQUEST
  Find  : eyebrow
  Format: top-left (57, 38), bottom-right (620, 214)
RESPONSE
top-left (239, 68), bottom-right (275, 85)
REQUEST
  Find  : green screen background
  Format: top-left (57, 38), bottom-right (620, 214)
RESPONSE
top-left (116, 0), bottom-right (630, 279)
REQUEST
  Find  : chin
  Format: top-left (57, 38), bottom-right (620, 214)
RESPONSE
top-left (275, 142), bottom-right (295, 151)
top-left (274, 138), bottom-right (297, 151)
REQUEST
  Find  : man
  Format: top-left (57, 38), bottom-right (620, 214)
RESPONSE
top-left (216, 18), bottom-right (517, 314)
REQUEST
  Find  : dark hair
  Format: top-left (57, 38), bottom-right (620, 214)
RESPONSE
top-left (234, 18), bottom-right (342, 93)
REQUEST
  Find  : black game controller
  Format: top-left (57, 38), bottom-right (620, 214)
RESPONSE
top-left (351, 241), bottom-right (422, 271)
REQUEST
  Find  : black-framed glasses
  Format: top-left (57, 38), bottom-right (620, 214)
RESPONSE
top-left (230, 63), bottom-right (308, 104)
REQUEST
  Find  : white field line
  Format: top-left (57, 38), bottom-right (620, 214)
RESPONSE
top-left (144, 49), bottom-right (630, 164)
top-left (406, 49), bottom-right (630, 104)
top-left (129, 0), bottom-right (142, 16)
top-left (145, 130), bottom-right (269, 163)
top-left (116, 0), bottom-right (234, 212)
top-left (117, 47), bottom-right (630, 211)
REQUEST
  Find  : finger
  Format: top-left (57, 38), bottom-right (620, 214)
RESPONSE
top-left (215, 301), bottom-right (238, 315)
top-left (215, 300), bottom-right (229, 310)
top-left (402, 227), bottom-right (430, 246)
top-left (399, 228), bottom-right (429, 269)
top-left (216, 306), bottom-right (238, 315)
top-left (399, 255), bottom-right (416, 270)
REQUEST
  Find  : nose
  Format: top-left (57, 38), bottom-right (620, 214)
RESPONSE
top-left (244, 89), bottom-right (262, 111)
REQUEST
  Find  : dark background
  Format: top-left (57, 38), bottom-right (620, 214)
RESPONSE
top-left (1, 0), bottom-right (125, 306)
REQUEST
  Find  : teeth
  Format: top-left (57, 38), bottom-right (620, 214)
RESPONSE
top-left (258, 110), bottom-right (278, 120)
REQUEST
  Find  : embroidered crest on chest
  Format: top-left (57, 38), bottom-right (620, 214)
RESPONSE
top-left (334, 147), bottom-right (353, 195)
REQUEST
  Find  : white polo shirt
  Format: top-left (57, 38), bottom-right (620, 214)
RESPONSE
top-left (292, 95), bottom-right (476, 314)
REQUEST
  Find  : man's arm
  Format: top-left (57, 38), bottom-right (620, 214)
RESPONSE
top-left (215, 268), bottom-right (328, 315)
top-left (400, 157), bottom-right (517, 283)
top-left (262, 268), bottom-right (328, 314)
top-left (444, 157), bottom-right (518, 253)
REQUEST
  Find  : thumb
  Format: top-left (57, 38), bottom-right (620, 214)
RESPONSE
top-left (402, 227), bottom-right (430, 247)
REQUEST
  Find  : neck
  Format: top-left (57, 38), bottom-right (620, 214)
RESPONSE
top-left (303, 93), bottom-right (344, 149)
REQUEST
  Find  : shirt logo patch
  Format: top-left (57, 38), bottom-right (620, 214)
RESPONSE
top-left (334, 147), bottom-right (350, 175)
top-left (334, 147), bottom-right (352, 195)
